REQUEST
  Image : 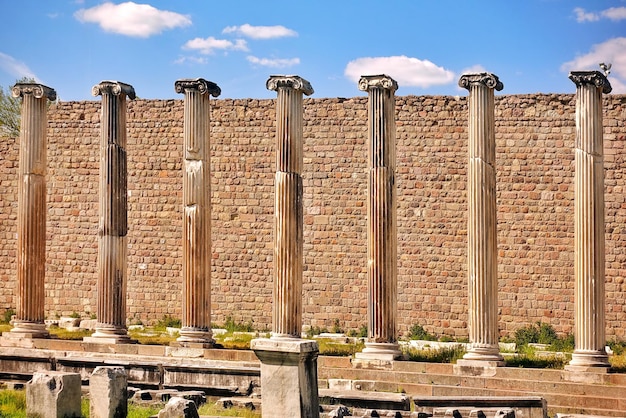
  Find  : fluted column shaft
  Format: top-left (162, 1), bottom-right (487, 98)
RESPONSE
top-left (568, 71), bottom-right (612, 369)
top-left (89, 81), bottom-right (135, 343)
top-left (175, 79), bottom-right (221, 346)
top-left (459, 73), bottom-right (503, 363)
top-left (10, 84), bottom-right (56, 338)
top-left (355, 75), bottom-right (401, 360)
top-left (267, 76), bottom-right (313, 338)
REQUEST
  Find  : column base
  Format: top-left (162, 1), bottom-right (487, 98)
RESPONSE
top-left (84, 325), bottom-right (132, 344)
top-left (565, 350), bottom-right (610, 372)
top-left (355, 342), bottom-right (403, 361)
top-left (462, 344), bottom-right (504, 362)
top-left (176, 327), bottom-right (214, 348)
top-left (251, 337), bottom-right (319, 418)
top-left (6, 321), bottom-right (49, 339)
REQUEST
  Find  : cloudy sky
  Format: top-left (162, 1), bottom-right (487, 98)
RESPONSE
top-left (1, 0), bottom-right (625, 100)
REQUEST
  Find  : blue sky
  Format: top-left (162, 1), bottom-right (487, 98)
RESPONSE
top-left (1, 0), bottom-right (625, 101)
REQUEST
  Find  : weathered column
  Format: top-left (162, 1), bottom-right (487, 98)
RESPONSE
top-left (85, 81), bottom-right (135, 344)
top-left (174, 78), bottom-right (221, 347)
top-left (268, 75), bottom-right (313, 339)
top-left (355, 74), bottom-right (402, 361)
top-left (251, 75), bottom-right (319, 418)
top-left (566, 71), bottom-right (612, 372)
top-left (457, 73), bottom-right (504, 367)
top-left (8, 83), bottom-right (56, 339)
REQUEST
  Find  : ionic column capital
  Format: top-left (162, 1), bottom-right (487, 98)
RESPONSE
top-left (358, 74), bottom-right (398, 93)
top-left (266, 75), bottom-right (314, 96)
top-left (12, 83), bottom-right (56, 101)
top-left (569, 71), bottom-right (612, 94)
top-left (174, 78), bottom-right (221, 97)
top-left (92, 81), bottom-right (136, 100)
top-left (458, 73), bottom-right (504, 91)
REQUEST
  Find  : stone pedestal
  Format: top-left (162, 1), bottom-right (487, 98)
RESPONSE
top-left (27, 371), bottom-right (82, 418)
top-left (174, 78), bottom-right (221, 347)
top-left (457, 73), bottom-right (504, 367)
top-left (566, 71), bottom-right (612, 372)
top-left (85, 81), bottom-right (135, 344)
top-left (266, 75), bottom-right (313, 338)
top-left (355, 75), bottom-right (401, 361)
top-left (90, 366), bottom-right (128, 418)
top-left (6, 84), bottom-right (56, 340)
top-left (251, 338), bottom-right (320, 418)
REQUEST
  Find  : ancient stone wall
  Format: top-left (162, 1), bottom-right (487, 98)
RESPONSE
top-left (1, 94), bottom-right (625, 339)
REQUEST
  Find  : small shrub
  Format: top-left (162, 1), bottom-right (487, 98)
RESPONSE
top-left (505, 352), bottom-right (567, 369)
top-left (317, 338), bottom-right (365, 356)
top-left (306, 325), bottom-right (329, 338)
top-left (407, 324), bottom-right (437, 341)
top-left (222, 316), bottom-right (254, 333)
top-left (154, 315), bottom-right (181, 330)
top-left (537, 322), bottom-right (558, 345)
top-left (514, 323), bottom-right (539, 346)
top-left (331, 319), bottom-right (344, 334)
top-left (2, 309), bottom-right (15, 324)
top-left (404, 345), bottom-right (466, 363)
top-left (347, 324), bottom-right (368, 338)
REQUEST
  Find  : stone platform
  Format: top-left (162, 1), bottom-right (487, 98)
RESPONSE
top-left (0, 338), bottom-right (625, 416)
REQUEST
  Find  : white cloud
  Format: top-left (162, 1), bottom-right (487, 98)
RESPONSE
top-left (574, 7), bottom-right (599, 22)
top-left (561, 37), bottom-right (626, 93)
top-left (0, 52), bottom-right (39, 82)
top-left (601, 7), bottom-right (626, 21)
top-left (574, 6), bottom-right (626, 22)
top-left (74, 2), bottom-right (191, 38)
top-left (246, 56), bottom-right (300, 68)
top-left (173, 56), bottom-right (208, 65)
top-left (183, 37), bottom-right (248, 54)
top-left (460, 64), bottom-right (487, 75)
top-left (223, 24), bottom-right (297, 40)
top-left (344, 56), bottom-right (455, 89)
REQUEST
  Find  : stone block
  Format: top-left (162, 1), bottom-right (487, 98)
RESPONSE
top-left (251, 337), bottom-right (320, 418)
top-left (26, 371), bottom-right (82, 418)
top-left (158, 396), bottom-right (199, 418)
top-left (59, 317), bottom-right (81, 329)
top-left (90, 366), bottom-right (128, 418)
top-left (79, 319), bottom-right (98, 330)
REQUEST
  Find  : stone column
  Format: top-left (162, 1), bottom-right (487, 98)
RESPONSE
top-left (251, 75), bottom-right (319, 418)
top-left (267, 75), bottom-right (313, 339)
top-left (8, 83), bottom-right (56, 339)
top-left (457, 73), bottom-right (504, 366)
top-left (85, 81), bottom-right (135, 344)
top-left (566, 71), bottom-right (612, 372)
top-left (355, 74), bottom-right (402, 361)
top-left (174, 78), bottom-right (221, 347)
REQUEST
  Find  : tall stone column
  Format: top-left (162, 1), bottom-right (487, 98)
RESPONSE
top-left (267, 75), bottom-right (313, 339)
top-left (566, 71), bottom-right (612, 371)
top-left (7, 83), bottom-right (56, 339)
top-left (251, 75), bottom-right (319, 418)
top-left (174, 78), bottom-right (221, 347)
top-left (457, 73), bottom-right (504, 366)
top-left (85, 81), bottom-right (135, 344)
top-left (355, 74), bottom-right (402, 361)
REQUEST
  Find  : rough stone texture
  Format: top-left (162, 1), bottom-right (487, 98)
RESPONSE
top-left (89, 366), bottom-right (128, 418)
top-left (26, 371), bottom-right (81, 418)
top-left (158, 396), bottom-right (199, 418)
top-left (0, 94), bottom-right (625, 339)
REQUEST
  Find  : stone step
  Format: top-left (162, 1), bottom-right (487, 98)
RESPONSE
top-left (318, 388), bottom-right (411, 411)
top-left (426, 385), bottom-right (625, 416)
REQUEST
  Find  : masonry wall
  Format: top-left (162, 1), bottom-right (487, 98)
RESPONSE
top-left (1, 93), bottom-right (625, 339)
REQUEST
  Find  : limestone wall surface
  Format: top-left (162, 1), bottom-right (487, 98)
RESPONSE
top-left (1, 93), bottom-right (625, 339)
